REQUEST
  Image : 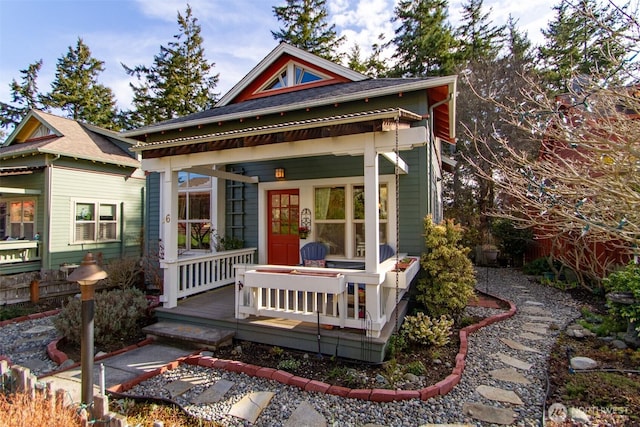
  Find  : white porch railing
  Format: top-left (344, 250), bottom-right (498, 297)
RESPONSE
top-left (0, 240), bottom-right (40, 265)
top-left (234, 256), bottom-right (419, 338)
top-left (174, 248), bottom-right (256, 299)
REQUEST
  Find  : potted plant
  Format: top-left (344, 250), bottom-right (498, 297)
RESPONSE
top-left (299, 226), bottom-right (310, 239)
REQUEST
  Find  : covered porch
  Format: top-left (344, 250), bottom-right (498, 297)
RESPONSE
top-left (164, 248), bottom-right (419, 341)
top-left (153, 260), bottom-right (417, 362)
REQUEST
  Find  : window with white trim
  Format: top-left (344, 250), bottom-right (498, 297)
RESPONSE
top-left (178, 172), bottom-right (212, 251)
top-left (1, 199), bottom-right (35, 239)
top-left (261, 62), bottom-right (325, 92)
top-left (314, 184), bottom-right (388, 257)
top-left (74, 201), bottom-right (118, 242)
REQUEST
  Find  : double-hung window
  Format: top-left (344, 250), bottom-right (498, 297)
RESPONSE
top-left (178, 172), bottom-right (212, 251)
top-left (74, 201), bottom-right (118, 242)
top-left (1, 199), bottom-right (35, 239)
top-left (314, 184), bottom-right (388, 257)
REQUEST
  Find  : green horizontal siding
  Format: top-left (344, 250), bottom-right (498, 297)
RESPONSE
top-left (48, 165), bottom-right (145, 269)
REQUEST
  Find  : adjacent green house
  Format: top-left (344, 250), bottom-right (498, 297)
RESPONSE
top-left (0, 110), bottom-right (145, 280)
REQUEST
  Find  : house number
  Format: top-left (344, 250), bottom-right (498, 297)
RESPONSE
top-left (165, 214), bottom-right (171, 223)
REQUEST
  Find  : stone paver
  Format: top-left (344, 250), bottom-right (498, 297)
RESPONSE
top-left (500, 338), bottom-right (543, 354)
top-left (523, 315), bottom-right (555, 322)
top-left (492, 352), bottom-right (533, 371)
top-left (489, 367), bottom-right (531, 384)
top-left (519, 332), bottom-right (544, 341)
top-left (191, 379), bottom-right (234, 404)
top-left (24, 325), bottom-right (56, 334)
top-left (519, 306), bottom-right (552, 316)
top-left (228, 391), bottom-right (274, 424)
top-left (522, 324), bottom-right (548, 335)
top-left (283, 401), bottom-right (327, 427)
top-left (462, 402), bottom-right (517, 425)
top-left (164, 376), bottom-right (208, 398)
top-left (476, 385), bottom-right (524, 405)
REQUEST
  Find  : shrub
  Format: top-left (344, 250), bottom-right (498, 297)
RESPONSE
top-left (277, 358), bottom-right (301, 371)
top-left (385, 333), bottom-right (408, 359)
top-left (401, 312), bottom-right (453, 347)
top-left (417, 216), bottom-right (476, 319)
top-left (54, 288), bottom-right (149, 348)
top-left (604, 262), bottom-right (640, 333)
top-left (104, 257), bottom-right (144, 289)
top-left (404, 360), bottom-right (426, 375)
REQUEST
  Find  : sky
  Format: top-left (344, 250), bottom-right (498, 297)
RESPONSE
top-left (0, 0), bottom-right (560, 112)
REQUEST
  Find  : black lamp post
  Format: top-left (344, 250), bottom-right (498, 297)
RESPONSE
top-left (67, 252), bottom-right (107, 406)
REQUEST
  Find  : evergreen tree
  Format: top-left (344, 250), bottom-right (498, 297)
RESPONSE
top-left (272, 0), bottom-right (345, 62)
top-left (538, 0), bottom-right (631, 93)
top-left (346, 36), bottom-right (390, 77)
top-left (454, 0), bottom-right (505, 63)
top-left (447, 4), bottom-right (530, 245)
top-left (389, 0), bottom-right (457, 77)
top-left (43, 38), bottom-right (118, 129)
top-left (123, 5), bottom-right (219, 127)
top-left (0, 60), bottom-right (45, 132)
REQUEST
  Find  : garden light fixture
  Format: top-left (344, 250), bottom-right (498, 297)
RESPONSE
top-left (68, 252), bottom-right (108, 406)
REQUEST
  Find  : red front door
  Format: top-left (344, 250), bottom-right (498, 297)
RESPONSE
top-left (267, 189), bottom-right (300, 265)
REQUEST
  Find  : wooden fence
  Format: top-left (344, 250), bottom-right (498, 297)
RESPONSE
top-left (0, 360), bottom-right (127, 427)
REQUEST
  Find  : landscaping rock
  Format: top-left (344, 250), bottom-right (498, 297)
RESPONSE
top-left (611, 339), bottom-right (627, 350)
top-left (566, 323), bottom-right (596, 339)
top-left (570, 356), bottom-right (598, 370)
top-left (568, 407), bottom-right (590, 424)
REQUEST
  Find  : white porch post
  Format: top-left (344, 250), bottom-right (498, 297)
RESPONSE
top-left (161, 168), bottom-right (179, 308)
top-left (364, 139), bottom-right (383, 328)
top-left (363, 140), bottom-right (380, 272)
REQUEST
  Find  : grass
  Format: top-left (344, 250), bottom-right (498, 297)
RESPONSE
top-left (0, 392), bottom-right (83, 427)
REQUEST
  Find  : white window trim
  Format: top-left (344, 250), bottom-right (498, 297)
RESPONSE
top-left (1, 198), bottom-right (37, 240)
top-left (257, 61), bottom-right (330, 94)
top-left (71, 199), bottom-right (121, 244)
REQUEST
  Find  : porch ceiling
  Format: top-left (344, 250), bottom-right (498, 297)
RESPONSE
top-left (133, 108), bottom-right (422, 159)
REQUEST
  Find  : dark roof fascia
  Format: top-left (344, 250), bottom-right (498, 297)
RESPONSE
top-left (123, 76), bottom-right (457, 138)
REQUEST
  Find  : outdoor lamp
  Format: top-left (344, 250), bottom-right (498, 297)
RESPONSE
top-left (68, 252), bottom-right (108, 406)
top-left (275, 167), bottom-right (285, 180)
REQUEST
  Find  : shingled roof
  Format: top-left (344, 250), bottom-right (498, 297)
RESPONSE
top-left (123, 76), bottom-right (456, 141)
top-left (1, 110), bottom-right (140, 168)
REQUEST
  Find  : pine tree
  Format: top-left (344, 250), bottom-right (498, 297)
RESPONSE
top-left (346, 36), bottom-right (390, 77)
top-left (43, 38), bottom-right (118, 129)
top-left (538, 0), bottom-right (631, 93)
top-left (0, 60), bottom-right (45, 132)
top-left (271, 0), bottom-right (345, 62)
top-left (389, 0), bottom-right (457, 77)
top-left (454, 0), bottom-right (505, 63)
top-left (123, 5), bottom-right (219, 127)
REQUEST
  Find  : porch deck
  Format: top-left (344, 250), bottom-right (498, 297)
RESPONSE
top-left (153, 284), bottom-right (408, 363)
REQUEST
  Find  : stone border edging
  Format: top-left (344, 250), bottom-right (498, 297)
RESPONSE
top-left (108, 292), bottom-right (517, 402)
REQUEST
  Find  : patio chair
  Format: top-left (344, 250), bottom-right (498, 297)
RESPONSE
top-left (379, 244), bottom-right (395, 262)
top-left (300, 241), bottom-right (327, 267)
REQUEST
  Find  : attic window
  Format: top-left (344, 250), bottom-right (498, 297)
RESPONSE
top-left (30, 123), bottom-right (53, 139)
top-left (261, 63), bottom-right (325, 92)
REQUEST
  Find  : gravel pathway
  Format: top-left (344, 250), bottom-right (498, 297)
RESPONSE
top-left (1, 268), bottom-right (582, 426)
top-left (122, 268), bottom-right (581, 426)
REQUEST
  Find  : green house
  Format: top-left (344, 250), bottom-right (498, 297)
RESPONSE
top-left (124, 43), bottom-right (457, 361)
top-left (0, 110), bottom-right (145, 280)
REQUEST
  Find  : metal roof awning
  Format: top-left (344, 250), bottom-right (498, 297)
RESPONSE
top-left (131, 108), bottom-right (423, 154)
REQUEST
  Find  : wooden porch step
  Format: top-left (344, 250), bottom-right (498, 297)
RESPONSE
top-left (142, 321), bottom-right (235, 350)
